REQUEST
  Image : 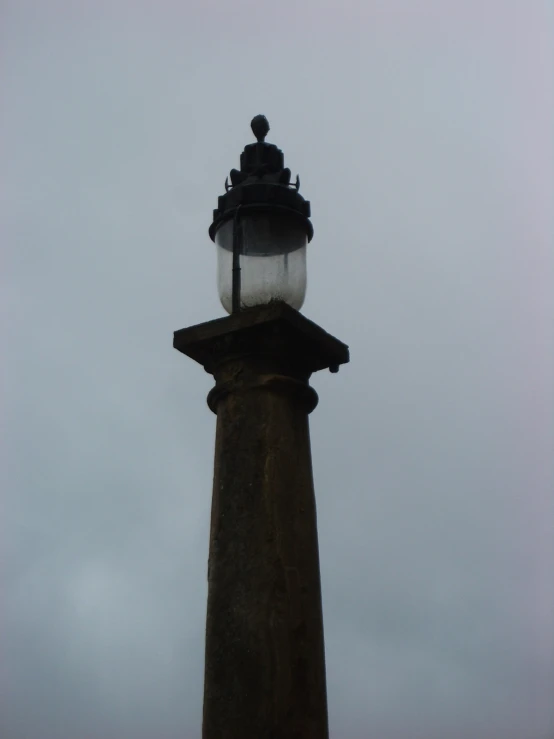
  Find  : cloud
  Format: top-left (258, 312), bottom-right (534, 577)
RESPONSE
top-left (3, 1), bottom-right (553, 737)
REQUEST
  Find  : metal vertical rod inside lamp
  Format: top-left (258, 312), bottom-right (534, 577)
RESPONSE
top-left (232, 206), bottom-right (242, 313)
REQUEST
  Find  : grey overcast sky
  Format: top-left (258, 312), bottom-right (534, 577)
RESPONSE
top-left (2, 1), bottom-right (553, 737)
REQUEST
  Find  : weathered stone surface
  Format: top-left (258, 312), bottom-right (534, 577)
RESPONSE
top-left (174, 303), bottom-right (349, 739)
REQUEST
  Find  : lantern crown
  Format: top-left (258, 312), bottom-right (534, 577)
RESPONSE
top-left (209, 116), bottom-right (313, 242)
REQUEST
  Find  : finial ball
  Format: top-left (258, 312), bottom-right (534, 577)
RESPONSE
top-left (251, 114), bottom-right (270, 142)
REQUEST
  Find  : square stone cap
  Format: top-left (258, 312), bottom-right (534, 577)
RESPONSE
top-left (173, 302), bottom-right (349, 375)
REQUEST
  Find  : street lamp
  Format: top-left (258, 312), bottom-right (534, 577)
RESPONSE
top-left (174, 116), bottom-right (349, 739)
top-left (210, 114), bottom-right (312, 313)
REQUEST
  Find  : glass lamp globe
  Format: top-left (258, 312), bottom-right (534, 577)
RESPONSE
top-left (215, 211), bottom-right (307, 313)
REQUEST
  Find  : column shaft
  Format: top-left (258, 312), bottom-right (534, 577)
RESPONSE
top-left (203, 365), bottom-right (329, 739)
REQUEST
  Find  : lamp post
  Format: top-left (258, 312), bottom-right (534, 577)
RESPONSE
top-left (174, 116), bottom-right (349, 739)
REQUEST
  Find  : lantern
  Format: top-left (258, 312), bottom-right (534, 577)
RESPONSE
top-left (209, 115), bottom-right (313, 314)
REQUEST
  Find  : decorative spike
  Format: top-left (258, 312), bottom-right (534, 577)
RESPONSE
top-left (225, 176), bottom-right (230, 192)
top-left (251, 114), bottom-right (270, 143)
top-left (295, 175), bottom-right (300, 191)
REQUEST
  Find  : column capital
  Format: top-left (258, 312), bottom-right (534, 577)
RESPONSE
top-left (173, 302), bottom-right (349, 379)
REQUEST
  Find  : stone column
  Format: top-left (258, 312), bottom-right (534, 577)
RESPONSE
top-left (174, 302), bottom-right (349, 739)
